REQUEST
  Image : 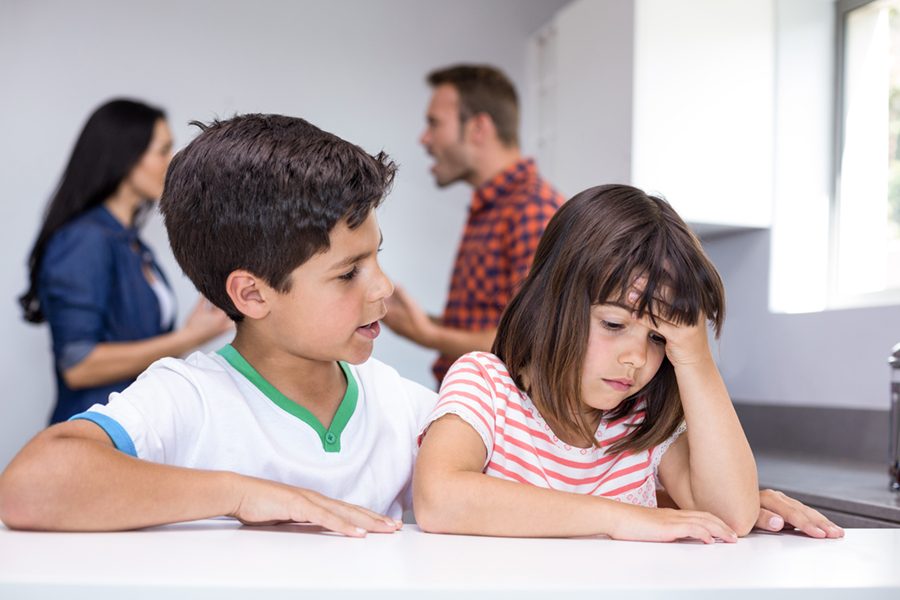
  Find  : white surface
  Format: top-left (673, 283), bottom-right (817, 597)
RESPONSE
top-left (0, 520), bottom-right (898, 599)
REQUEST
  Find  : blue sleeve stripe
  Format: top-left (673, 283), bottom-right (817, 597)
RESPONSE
top-left (69, 412), bottom-right (137, 457)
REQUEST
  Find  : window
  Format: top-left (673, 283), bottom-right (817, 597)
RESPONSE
top-left (834, 0), bottom-right (900, 306)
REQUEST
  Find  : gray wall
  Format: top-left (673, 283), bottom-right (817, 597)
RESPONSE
top-left (0, 0), bottom-right (569, 469)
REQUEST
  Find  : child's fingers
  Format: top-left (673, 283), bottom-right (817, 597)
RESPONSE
top-left (290, 499), bottom-right (368, 538)
top-left (758, 490), bottom-right (844, 538)
top-left (305, 493), bottom-right (401, 533)
top-left (755, 508), bottom-right (786, 532)
top-left (684, 513), bottom-right (738, 543)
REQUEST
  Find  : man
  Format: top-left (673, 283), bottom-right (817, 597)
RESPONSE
top-left (384, 64), bottom-right (565, 385)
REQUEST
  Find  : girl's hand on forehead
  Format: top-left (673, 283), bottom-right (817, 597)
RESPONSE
top-left (624, 277), bottom-right (713, 367)
top-left (629, 301), bottom-right (712, 368)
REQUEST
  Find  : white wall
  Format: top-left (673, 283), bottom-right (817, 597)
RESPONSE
top-left (0, 0), bottom-right (569, 468)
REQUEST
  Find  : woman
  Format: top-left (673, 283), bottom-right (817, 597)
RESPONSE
top-left (20, 99), bottom-right (232, 424)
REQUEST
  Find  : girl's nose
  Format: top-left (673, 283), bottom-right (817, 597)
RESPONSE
top-left (618, 336), bottom-right (648, 368)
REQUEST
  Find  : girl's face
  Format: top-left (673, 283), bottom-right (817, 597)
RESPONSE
top-left (127, 118), bottom-right (173, 201)
top-left (580, 302), bottom-right (667, 412)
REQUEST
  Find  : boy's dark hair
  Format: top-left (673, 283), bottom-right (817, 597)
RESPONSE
top-left (493, 184), bottom-right (726, 454)
top-left (427, 64), bottom-right (519, 148)
top-left (160, 114), bottom-right (396, 321)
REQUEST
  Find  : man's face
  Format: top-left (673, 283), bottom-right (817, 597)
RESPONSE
top-left (419, 84), bottom-right (475, 187)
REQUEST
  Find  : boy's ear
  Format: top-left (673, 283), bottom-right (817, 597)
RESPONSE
top-left (225, 270), bottom-right (270, 320)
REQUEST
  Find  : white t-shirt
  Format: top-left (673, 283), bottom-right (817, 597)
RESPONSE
top-left (74, 345), bottom-right (437, 519)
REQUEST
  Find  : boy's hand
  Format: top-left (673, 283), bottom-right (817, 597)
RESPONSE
top-left (609, 505), bottom-right (739, 544)
top-left (230, 476), bottom-right (402, 537)
top-left (754, 489), bottom-right (845, 538)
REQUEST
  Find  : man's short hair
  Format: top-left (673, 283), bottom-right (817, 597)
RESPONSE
top-left (427, 64), bottom-right (519, 147)
top-left (160, 114), bottom-right (396, 321)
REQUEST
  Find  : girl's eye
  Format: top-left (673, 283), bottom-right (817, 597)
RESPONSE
top-left (649, 332), bottom-right (667, 345)
top-left (339, 265), bottom-right (359, 281)
top-left (601, 320), bottom-right (624, 331)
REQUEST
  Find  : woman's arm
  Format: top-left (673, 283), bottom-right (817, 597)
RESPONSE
top-left (63, 299), bottom-right (232, 389)
top-left (0, 420), bottom-right (399, 535)
top-left (653, 316), bottom-right (759, 536)
top-left (413, 415), bottom-right (738, 543)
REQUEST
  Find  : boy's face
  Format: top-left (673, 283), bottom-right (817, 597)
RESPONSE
top-left (264, 211), bottom-right (393, 365)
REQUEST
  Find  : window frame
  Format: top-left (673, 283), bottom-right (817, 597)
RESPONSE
top-left (830, 0), bottom-right (900, 309)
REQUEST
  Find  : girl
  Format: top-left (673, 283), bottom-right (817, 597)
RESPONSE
top-left (20, 99), bottom-right (232, 424)
top-left (414, 184), bottom-right (759, 543)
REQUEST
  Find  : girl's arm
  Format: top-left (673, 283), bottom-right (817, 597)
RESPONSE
top-left (0, 420), bottom-right (399, 535)
top-left (653, 316), bottom-right (759, 536)
top-left (414, 414), bottom-right (738, 543)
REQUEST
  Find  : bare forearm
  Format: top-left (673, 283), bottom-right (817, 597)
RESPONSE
top-left (414, 470), bottom-right (626, 537)
top-left (0, 433), bottom-right (237, 531)
top-left (677, 359), bottom-right (759, 531)
top-left (63, 330), bottom-right (203, 389)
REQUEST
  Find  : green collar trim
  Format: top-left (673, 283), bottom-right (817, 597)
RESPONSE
top-left (217, 344), bottom-right (357, 453)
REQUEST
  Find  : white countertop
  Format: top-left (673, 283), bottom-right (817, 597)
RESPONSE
top-left (1, 519), bottom-right (899, 599)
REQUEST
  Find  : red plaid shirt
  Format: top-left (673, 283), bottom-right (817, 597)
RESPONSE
top-left (433, 158), bottom-right (564, 383)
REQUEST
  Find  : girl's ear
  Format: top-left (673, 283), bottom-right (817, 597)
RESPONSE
top-left (225, 270), bottom-right (270, 320)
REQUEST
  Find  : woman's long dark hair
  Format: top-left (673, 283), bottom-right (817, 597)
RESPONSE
top-left (20, 99), bottom-right (165, 323)
top-left (493, 184), bottom-right (726, 454)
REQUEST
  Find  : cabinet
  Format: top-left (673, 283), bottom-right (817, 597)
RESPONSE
top-left (529, 0), bottom-right (775, 235)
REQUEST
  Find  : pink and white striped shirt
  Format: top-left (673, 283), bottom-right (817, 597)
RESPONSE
top-left (420, 352), bottom-right (685, 507)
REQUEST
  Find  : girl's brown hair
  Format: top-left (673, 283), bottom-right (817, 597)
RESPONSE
top-left (492, 184), bottom-right (725, 454)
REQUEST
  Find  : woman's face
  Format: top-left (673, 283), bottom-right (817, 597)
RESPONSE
top-left (128, 118), bottom-right (173, 201)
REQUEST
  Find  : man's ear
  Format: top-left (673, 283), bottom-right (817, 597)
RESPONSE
top-left (466, 112), bottom-right (497, 146)
top-left (226, 270), bottom-right (270, 320)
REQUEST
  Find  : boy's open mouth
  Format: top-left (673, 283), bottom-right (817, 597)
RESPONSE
top-left (356, 321), bottom-right (381, 340)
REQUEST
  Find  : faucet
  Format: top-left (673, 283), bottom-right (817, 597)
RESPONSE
top-left (890, 343), bottom-right (900, 491)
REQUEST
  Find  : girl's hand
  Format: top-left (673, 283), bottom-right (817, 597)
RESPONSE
top-left (637, 310), bottom-right (712, 368)
top-left (755, 489), bottom-right (844, 538)
top-left (609, 504), bottom-right (739, 544)
top-left (626, 285), bottom-right (713, 367)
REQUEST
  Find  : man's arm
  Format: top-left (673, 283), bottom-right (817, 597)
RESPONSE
top-left (0, 421), bottom-right (400, 535)
top-left (382, 285), bottom-right (495, 359)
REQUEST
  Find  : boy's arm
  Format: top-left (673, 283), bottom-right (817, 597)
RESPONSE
top-left (413, 415), bottom-right (737, 543)
top-left (0, 420), bottom-right (399, 535)
top-left (653, 318), bottom-right (759, 536)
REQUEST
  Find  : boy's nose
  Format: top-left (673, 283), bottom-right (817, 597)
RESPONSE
top-left (373, 266), bottom-right (394, 301)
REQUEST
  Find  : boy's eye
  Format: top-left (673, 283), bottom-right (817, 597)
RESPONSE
top-left (649, 332), bottom-right (667, 345)
top-left (600, 320), bottom-right (624, 331)
top-left (339, 265), bottom-right (359, 281)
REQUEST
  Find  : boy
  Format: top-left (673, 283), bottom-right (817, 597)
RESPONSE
top-left (0, 114), bottom-right (434, 536)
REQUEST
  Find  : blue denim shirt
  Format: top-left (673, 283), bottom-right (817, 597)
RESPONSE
top-left (38, 205), bottom-right (174, 423)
